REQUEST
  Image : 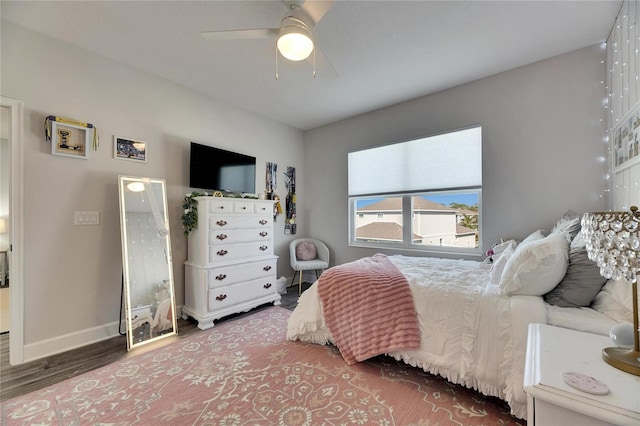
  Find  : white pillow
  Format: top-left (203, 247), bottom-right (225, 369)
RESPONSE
top-left (592, 279), bottom-right (638, 324)
top-left (521, 229), bottom-right (546, 244)
top-left (500, 232), bottom-right (569, 296)
top-left (490, 244), bottom-right (515, 284)
top-left (550, 210), bottom-right (581, 242)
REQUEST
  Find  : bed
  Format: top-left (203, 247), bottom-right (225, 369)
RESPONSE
top-left (287, 213), bottom-right (634, 420)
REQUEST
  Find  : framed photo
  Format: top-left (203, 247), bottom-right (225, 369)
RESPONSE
top-left (114, 136), bottom-right (147, 162)
top-left (613, 103), bottom-right (640, 172)
top-left (51, 121), bottom-right (91, 159)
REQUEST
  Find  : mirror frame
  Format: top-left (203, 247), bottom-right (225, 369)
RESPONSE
top-left (118, 175), bottom-right (178, 350)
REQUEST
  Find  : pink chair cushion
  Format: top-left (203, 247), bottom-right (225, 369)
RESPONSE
top-left (296, 241), bottom-right (317, 261)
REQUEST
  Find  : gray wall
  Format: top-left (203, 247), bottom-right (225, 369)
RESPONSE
top-left (2, 22), bottom-right (304, 360)
top-left (302, 45), bottom-right (606, 266)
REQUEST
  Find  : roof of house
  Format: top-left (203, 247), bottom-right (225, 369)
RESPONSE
top-left (357, 197), bottom-right (455, 213)
top-left (355, 221), bottom-right (421, 241)
top-left (455, 224), bottom-right (477, 235)
top-left (456, 208), bottom-right (478, 216)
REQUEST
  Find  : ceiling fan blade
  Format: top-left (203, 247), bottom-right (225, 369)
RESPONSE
top-left (301, 0), bottom-right (335, 27)
top-left (201, 28), bottom-right (279, 41)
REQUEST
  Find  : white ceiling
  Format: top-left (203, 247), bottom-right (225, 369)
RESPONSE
top-left (1, 0), bottom-right (620, 131)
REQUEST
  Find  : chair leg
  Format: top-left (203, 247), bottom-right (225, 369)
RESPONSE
top-left (290, 271), bottom-right (298, 288)
top-left (299, 270), bottom-right (303, 295)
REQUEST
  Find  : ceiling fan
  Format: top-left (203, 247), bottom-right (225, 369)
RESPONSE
top-left (200, 0), bottom-right (335, 78)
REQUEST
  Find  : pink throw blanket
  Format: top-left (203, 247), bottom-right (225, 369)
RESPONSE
top-left (318, 254), bottom-right (421, 365)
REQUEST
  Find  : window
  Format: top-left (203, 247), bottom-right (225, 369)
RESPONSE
top-left (348, 126), bottom-right (482, 254)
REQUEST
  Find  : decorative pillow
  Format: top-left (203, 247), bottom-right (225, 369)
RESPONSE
top-left (296, 241), bottom-right (317, 261)
top-left (490, 243), bottom-right (515, 285)
top-left (543, 231), bottom-right (607, 307)
top-left (550, 210), bottom-right (581, 242)
top-left (521, 229), bottom-right (547, 245)
top-left (499, 232), bottom-right (569, 296)
top-left (592, 278), bottom-right (638, 324)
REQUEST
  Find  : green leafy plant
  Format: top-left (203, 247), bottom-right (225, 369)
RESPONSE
top-left (181, 192), bottom-right (206, 236)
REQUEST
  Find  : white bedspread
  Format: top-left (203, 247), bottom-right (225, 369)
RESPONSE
top-left (287, 255), bottom-right (547, 419)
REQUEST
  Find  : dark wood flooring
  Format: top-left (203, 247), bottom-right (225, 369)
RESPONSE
top-left (0, 284), bottom-right (308, 402)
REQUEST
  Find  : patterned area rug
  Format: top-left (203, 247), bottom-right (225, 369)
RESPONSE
top-left (1, 307), bottom-right (523, 425)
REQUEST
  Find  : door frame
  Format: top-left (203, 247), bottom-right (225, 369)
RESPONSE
top-left (2, 96), bottom-right (24, 365)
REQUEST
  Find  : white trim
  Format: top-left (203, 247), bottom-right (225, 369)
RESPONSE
top-left (23, 321), bottom-right (120, 363)
top-left (1, 96), bottom-right (25, 365)
top-left (23, 304), bottom-right (186, 362)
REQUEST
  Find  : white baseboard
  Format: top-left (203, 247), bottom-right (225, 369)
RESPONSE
top-left (23, 320), bottom-right (122, 363)
top-left (23, 304), bottom-right (185, 363)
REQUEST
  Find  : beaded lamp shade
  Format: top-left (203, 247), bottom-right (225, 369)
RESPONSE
top-left (582, 206), bottom-right (640, 376)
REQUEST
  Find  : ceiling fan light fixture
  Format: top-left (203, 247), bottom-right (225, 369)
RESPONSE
top-left (277, 17), bottom-right (313, 61)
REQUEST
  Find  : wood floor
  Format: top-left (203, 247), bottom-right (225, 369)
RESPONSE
top-left (0, 285), bottom-right (305, 402)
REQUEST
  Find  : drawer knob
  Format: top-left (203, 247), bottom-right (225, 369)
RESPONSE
top-left (259, 231), bottom-right (268, 237)
top-left (215, 294), bottom-right (227, 301)
top-left (263, 265), bottom-right (272, 271)
top-left (217, 249), bottom-right (228, 257)
top-left (241, 206), bottom-right (247, 210)
top-left (264, 283), bottom-right (272, 289)
top-left (219, 206), bottom-right (225, 210)
top-left (215, 274), bottom-right (227, 281)
top-left (216, 234), bottom-right (228, 240)
top-left (259, 245), bottom-right (268, 251)
top-left (216, 220), bottom-right (228, 227)
top-left (259, 219), bottom-right (268, 225)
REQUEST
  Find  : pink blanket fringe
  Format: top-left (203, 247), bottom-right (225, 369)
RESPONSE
top-left (318, 254), bottom-right (421, 365)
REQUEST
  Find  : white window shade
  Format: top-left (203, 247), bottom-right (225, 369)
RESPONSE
top-left (348, 127), bottom-right (482, 196)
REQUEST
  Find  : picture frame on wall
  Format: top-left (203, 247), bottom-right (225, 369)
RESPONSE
top-left (51, 121), bottom-right (91, 159)
top-left (114, 136), bottom-right (147, 163)
top-left (613, 102), bottom-right (640, 172)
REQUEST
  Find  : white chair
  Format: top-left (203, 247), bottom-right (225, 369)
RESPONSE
top-left (289, 238), bottom-right (330, 295)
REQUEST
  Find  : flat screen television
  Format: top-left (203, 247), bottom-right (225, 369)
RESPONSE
top-left (189, 142), bottom-right (256, 194)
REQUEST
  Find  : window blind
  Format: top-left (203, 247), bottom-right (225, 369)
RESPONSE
top-left (348, 126), bottom-right (482, 196)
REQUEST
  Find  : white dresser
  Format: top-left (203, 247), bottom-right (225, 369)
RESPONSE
top-left (524, 323), bottom-right (640, 426)
top-left (182, 196), bottom-right (281, 330)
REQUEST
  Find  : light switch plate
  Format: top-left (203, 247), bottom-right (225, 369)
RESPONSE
top-left (74, 211), bottom-right (100, 225)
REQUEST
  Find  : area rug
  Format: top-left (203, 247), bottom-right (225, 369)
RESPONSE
top-left (1, 306), bottom-right (523, 425)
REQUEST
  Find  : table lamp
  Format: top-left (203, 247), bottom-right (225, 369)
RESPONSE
top-left (582, 206), bottom-right (639, 376)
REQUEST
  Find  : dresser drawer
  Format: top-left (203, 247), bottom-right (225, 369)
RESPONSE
top-left (209, 241), bottom-right (272, 263)
top-left (253, 203), bottom-right (271, 214)
top-left (208, 199), bottom-right (235, 213)
top-left (209, 228), bottom-right (271, 245)
top-left (233, 202), bottom-right (254, 214)
top-left (208, 277), bottom-right (277, 311)
top-left (209, 215), bottom-right (271, 230)
top-left (207, 258), bottom-right (276, 287)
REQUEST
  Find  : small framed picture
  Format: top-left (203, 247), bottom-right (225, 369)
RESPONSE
top-left (51, 121), bottom-right (91, 159)
top-left (114, 136), bottom-right (147, 162)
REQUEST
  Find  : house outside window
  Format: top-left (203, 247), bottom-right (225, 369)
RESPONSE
top-left (348, 126), bottom-right (482, 255)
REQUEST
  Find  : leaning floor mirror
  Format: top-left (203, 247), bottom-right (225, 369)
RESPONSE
top-left (118, 176), bottom-right (177, 350)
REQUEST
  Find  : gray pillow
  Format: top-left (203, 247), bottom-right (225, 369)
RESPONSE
top-left (543, 233), bottom-right (606, 307)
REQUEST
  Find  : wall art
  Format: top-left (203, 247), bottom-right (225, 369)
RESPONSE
top-left (613, 102), bottom-right (640, 171)
top-left (114, 136), bottom-right (147, 163)
top-left (45, 116), bottom-right (96, 159)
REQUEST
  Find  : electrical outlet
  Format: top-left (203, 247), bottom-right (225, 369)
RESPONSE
top-left (74, 211), bottom-right (100, 225)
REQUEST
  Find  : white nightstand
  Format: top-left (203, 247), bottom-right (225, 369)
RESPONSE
top-left (524, 323), bottom-right (640, 425)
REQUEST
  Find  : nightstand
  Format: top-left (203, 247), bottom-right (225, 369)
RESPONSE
top-left (524, 323), bottom-right (640, 425)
